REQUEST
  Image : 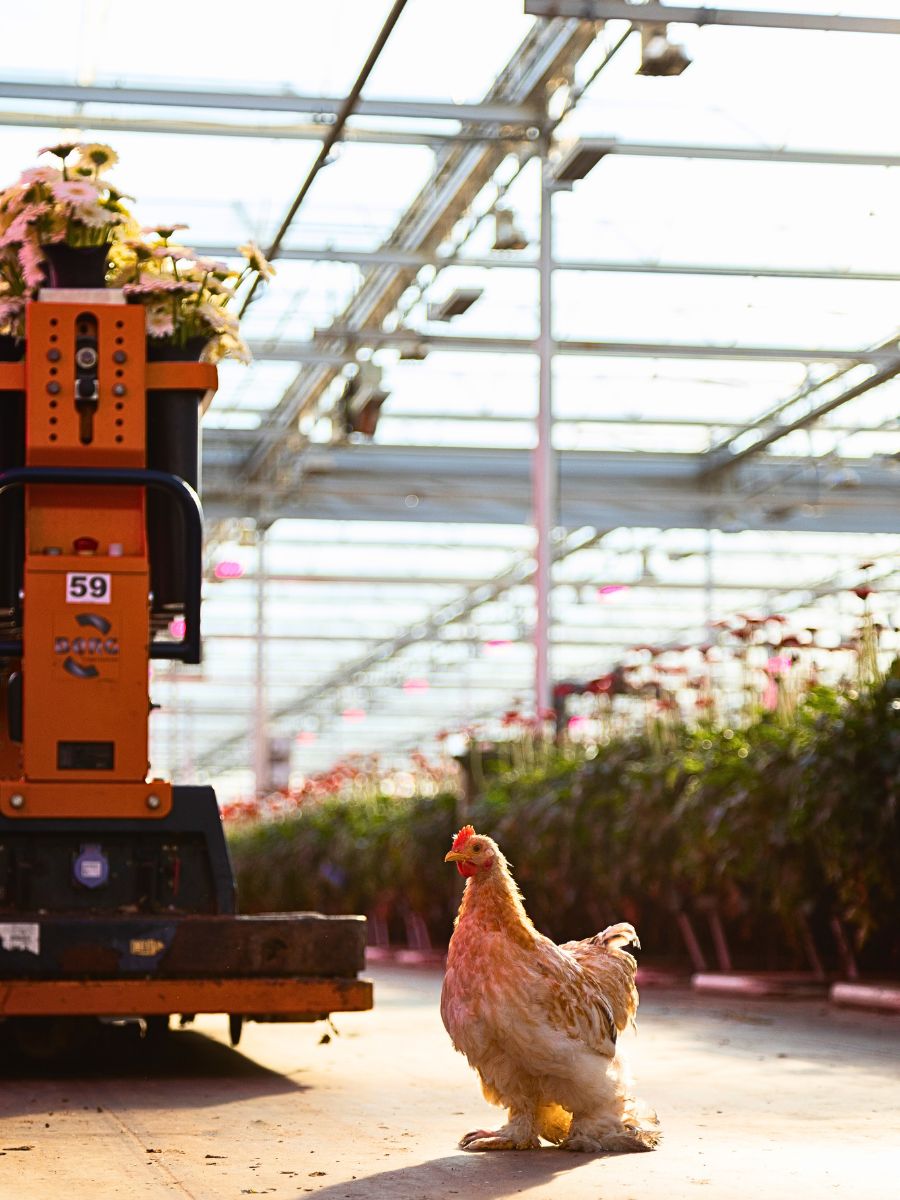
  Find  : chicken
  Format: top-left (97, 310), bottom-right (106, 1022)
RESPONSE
top-left (440, 825), bottom-right (660, 1154)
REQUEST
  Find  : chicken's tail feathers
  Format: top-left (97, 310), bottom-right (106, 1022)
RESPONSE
top-left (595, 922), bottom-right (641, 952)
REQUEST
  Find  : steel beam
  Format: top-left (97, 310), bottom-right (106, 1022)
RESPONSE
top-left (525, 3), bottom-right (900, 36)
top-left (559, 137), bottom-right (900, 169)
top-left (0, 109), bottom-right (517, 148)
top-left (0, 80), bottom-right (541, 125)
top-left (200, 521), bottom-right (885, 557)
top-left (547, 260), bottom-right (900, 283)
top-left (201, 445), bottom-right (900, 535)
top-left (204, 571), bottom-right (847, 591)
top-left (252, 531), bottom-right (268, 796)
top-left (242, 0), bottom-right (410, 319)
top-left (250, 332), bottom-right (900, 365)
top-left (534, 163), bottom-right (555, 714)
top-left (196, 241), bottom-right (900, 282)
top-left (201, 415), bottom-right (900, 465)
top-left (237, 19), bottom-right (598, 483)
top-left (199, 243), bottom-right (536, 270)
top-left (701, 336), bottom-right (900, 474)
top-left (193, 525), bottom-right (605, 769)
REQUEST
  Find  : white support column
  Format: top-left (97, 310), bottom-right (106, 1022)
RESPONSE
top-left (167, 662), bottom-right (180, 780)
top-left (534, 161), bottom-right (556, 717)
top-left (705, 527), bottom-right (716, 634)
top-left (253, 529), bottom-right (268, 796)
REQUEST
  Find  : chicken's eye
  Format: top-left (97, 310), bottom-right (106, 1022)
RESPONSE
top-left (471, 842), bottom-right (482, 852)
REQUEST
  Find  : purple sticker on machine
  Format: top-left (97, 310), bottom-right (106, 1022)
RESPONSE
top-left (74, 843), bottom-right (109, 889)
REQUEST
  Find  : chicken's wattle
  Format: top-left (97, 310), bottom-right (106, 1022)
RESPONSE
top-left (458, 861), bottom-right (479, 877)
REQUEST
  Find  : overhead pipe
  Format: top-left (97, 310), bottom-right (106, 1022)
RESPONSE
top-left (240, 0), bottom-right (411, 316)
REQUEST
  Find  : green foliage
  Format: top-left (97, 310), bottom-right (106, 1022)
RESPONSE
top-left (228, 678), bottom-right (900, 972)
top-left (230, 788), bottom-right (461, 936)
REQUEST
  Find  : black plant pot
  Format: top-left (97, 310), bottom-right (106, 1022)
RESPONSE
top-left (0, 333), bottom-right (25, 630)
top-left (40, 243), bottom-right (110, 289)
top-left (145, 337), bottom-right (210, 617)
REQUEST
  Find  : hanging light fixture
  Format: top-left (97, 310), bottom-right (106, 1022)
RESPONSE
top-left (637, 23), bottom-right (692, 76)
top-left (426, 287), bottom-right (484, 321)
top-left (336, 361), bottom-right (390, 439)
top-left (492, 207), bottom-right (529, 252)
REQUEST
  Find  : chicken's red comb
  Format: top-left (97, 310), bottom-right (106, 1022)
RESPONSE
top-left (451, 824), bottom-right (476, 851)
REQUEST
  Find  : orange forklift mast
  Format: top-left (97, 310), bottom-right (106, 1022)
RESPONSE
top-left (0, 291), bottom-right (370, 1042)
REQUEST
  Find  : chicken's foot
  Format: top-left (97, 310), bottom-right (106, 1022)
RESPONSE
top-left (460, 1117), bottom-right (540, 1151)
top-left (460, 1130), bottom-right (539, 1151)
top-left (563, 1126), bottom-right (660, 1154)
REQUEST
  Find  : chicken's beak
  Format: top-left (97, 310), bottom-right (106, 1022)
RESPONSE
top-left (444, 850), bottom-right (465, 863)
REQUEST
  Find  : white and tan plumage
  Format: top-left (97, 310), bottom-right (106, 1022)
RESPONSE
top-left (440, 825), bottom-right (660, 1153)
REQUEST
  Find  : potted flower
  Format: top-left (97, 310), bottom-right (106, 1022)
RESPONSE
top-left (0, 141), bottom-right (274, 363)
top-left (0, 140), bottom-right (275, 614)
top-left (0, 141), bottom-right (131, 310)
top-left (108, 226), bottom-right (273, 364)
top-left (108, 228), bottom-right (275, 611)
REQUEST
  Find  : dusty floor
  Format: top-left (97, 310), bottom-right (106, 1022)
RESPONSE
top-left (0, 963), bottom-right (897, 1200)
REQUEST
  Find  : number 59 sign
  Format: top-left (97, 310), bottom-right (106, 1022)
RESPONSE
top-left (66, 573), bottom-right (111, 604)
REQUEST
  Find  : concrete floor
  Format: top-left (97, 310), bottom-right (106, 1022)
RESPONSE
top-left (0, 963), bottom-right (898, 1200)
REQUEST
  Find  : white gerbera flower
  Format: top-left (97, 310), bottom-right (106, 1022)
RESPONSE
top-left (192, 256), bottom-right (229, 274)
top-left (149, 245), bottom-right (200, 263)
top-left (238, 240), bottom-right (276, 281)
top-left (195, 301), bottom-right (239, 334)
top-left (76, 202), bottom-right (124, 229)
top-left (206, 332), bottom-right (252, 365)
top-left (201, 276), bottom-right (237, 299)
top-left (122, 239), bottom-right (154, 260)
top-left (145, 305), bottom-right (175, 338)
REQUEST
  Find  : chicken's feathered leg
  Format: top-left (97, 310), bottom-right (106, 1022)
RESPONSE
top-left (537, 1103), bottom-right (571, 1145)
top-left (562, 1055), bottom-right (660, 1154)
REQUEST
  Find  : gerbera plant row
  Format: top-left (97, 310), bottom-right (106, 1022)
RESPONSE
top-left (0, 141), bottom-right (273, 361)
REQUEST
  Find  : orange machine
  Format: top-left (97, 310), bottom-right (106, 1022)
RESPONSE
top-left (0, 290), bottom-right (370, 1047)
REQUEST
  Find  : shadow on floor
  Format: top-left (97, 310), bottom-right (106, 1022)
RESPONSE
top-left (0, 1018), bottom-right (305, 1100)
top-left (298, 1150), bottom-right (598, 1200)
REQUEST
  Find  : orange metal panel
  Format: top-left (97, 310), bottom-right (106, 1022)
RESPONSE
top-left (145, 362), bottom-right (217, 391)
top-left (25, 302), bottom-right (146, 468)
top-left (0, 779), bottom-right (172, 818)
top-left (21, 557), bottom-right (150, 782)
top-left (0, 976), bottom-right (374, 1017)
top-left (26, 497), bottom-right (147, 560)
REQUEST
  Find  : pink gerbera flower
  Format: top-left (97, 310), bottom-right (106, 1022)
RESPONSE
top-left (17, 240), bottom-right (45, 289)
top-left (141, 223), bottom-right (189, 239)
top-left (19, 166), bottom-right (62, 187)
top-left (51, 179), bottom-right (100, 206)
top-left (122, 277), bottom-right (200, 296)
top-left (0, 204), bottom-right (49, 247)
top-left (38, 142), bottom-right (78, 160)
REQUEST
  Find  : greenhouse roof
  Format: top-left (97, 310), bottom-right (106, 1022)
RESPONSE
top-left (2, 2), bottom-right (900, 796)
